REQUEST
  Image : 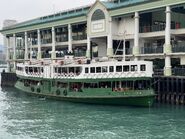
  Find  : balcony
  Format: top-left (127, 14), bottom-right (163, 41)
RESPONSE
top-left (140, 46), bottom-right (163, 54)
top-left (42, 53), bottom-right (51, 59)
top-left (125, 48), bottom-right (132, 55)
top-left (140, 25), bottom-right (165, 33)
top-left (56, 35), bottom-right (68, 42)
top-left (9, 54), bottom-right (13, 60)
top-left (72, 34), bottom-right (87, 41)
top-left (172, 68), bottom-right (185, 76)
top-left (74, 51), bottom-right (86, 57)
top-left (41, 39), bottom-right (52, 44)
top-left (16, 54), bottom-right (24, 60)
top-left (172, 42), bottom-right (185, 53)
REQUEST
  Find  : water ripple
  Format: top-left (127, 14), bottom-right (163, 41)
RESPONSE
top-left (0, 87), bottom-right (185, 139)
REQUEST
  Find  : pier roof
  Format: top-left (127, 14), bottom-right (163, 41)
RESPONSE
top-left (0, 0), bottom-right (152, 32)
top-left (1, 0), bottom-right (184, 33)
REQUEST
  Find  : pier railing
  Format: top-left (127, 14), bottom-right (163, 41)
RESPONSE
top-left (140, 46), bottom-right (163, 54)
top-left (154, 68), bottom-right (185, 76)
top-left (172, 68), bottom-right (185, 76)
top-left (153, 69), bottom-right (164, 76)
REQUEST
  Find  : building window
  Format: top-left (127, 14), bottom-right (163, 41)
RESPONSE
top-left (116, 66), bottom-right (122, 72)
top-left (140, 65), bottom-right (146, 71)
top-left (91, 9), bottom-right (105, 21)
top-left (109, 66), bottom-right (114, 72)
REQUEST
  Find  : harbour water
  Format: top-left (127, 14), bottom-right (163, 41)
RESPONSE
top-left (0, 87), bottom-right (185, 139)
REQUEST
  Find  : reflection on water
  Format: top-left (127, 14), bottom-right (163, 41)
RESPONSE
top-left (0, 86), bottom-right (185, 139)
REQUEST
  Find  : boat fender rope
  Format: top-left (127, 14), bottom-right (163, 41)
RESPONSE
top-left (31, 87), bottom-right (35, 92)
top-left (63, 90), bottom-right (67, 96)
top-left (56, 89), bottom-right (61, 95)
top-left (37, 88), bottom-right (41, 93)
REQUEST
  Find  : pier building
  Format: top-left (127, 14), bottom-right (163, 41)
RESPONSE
top-left (1, 0), bottom-right (185, 76)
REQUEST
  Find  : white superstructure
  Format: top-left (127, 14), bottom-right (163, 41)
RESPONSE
top-left (16, 59), bottom-right (153, 79)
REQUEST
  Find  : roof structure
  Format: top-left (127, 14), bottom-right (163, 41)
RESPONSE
top-left (0, 0), bottom-right (159, 32)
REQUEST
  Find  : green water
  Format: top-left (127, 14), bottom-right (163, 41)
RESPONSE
top-left (0, 87), bottom-right (185, 139)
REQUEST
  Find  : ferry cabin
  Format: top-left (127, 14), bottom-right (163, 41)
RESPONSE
top-left (16, 60), bottom-right (154, 97)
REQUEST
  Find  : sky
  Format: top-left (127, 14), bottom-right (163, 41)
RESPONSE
top-left (0, 0), bottom-right (96, 45)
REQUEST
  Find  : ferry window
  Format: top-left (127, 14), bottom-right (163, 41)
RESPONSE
top-left (69, 67), bottom-right (74, 73)
top-left (34, 67), bottom-right (38, 73)
top-left (58, 68), bottom-right (62, 73)
top-left (62, 67), bottom-right (67, 73)
top-left (90, 67), bottom-right (95, 73)
top-left (116, 66), bottom-right (122, 72)
top-left (54, 67), bottom-right (57, 73)
top-left (109, 66), bottom-right (114, 72)
top-left (96, 67), bottom-right (101, 73)
top-left (29, 67), bottom-right (33, 73)
top-left (102, 66), bottom-right (108, 73)
top-left (140, 65), bottom-right (146, 71)
top-left (25, 67), bottom-right (28, 73)
top-left (131, 65), bottom-right (137, 71)
top-left (123, 66), bottom-right (129, 72)
top-left (41, 68), bottom-right (44, 73)
top-left (75, 67), bottom-right (81, 75)
top-left (85, 68), bottom-right (89, 73)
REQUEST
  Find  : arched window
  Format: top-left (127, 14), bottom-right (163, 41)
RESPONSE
top-left (91, 9), bottom-right (105, 21)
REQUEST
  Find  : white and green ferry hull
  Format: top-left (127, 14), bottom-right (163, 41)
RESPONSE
top-left (15, 78), bottom-right (155, 107)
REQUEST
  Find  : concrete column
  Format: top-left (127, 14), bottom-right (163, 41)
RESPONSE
top-left (6, 36), bottom-right (10, 72)
top-left (164, 6), bottom-right (172, 76)
top-left (13, 34), bottom-right (16, 71)
top-left (51, 27), bottom-right (56, 59)
top-left (107, 18), bottom-right (113, 57)
top-left (37, 29), bottom-right (41, 60)
top-left (24, 32), bottom-right (28, 60)
top-left (30, 35), bottom-right (33, 61)
top-left (68, 24), bottom-right (72, 53)
top-left (86, 37), bottom-right (91, 58)
top-left (133, 12), bottom-right (140, 61)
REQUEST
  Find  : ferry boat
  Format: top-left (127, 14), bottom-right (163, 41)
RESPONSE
top-left (15, 56), bottom-right (155, 107)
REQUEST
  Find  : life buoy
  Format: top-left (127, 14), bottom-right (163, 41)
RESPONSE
top-left (56, 89), bottom-right (61, 95)
top-left (63, 90), bottom-right (67, 96)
